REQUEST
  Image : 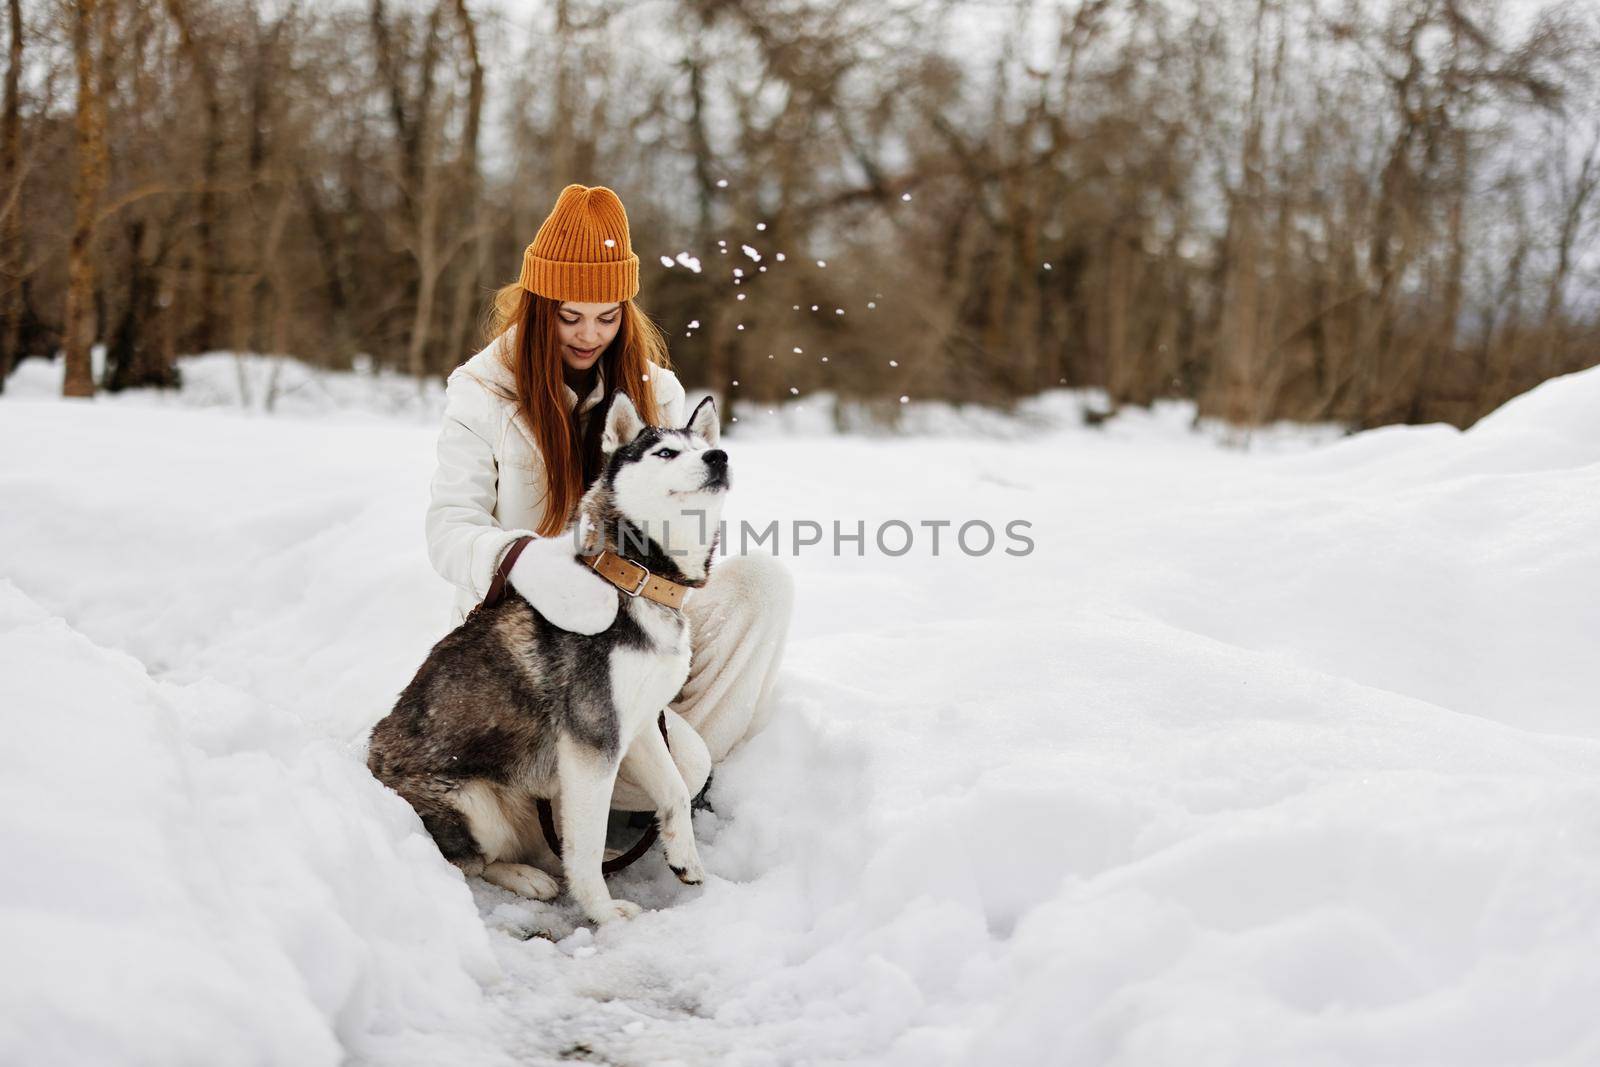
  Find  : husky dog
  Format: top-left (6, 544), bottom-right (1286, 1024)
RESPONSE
top-left (368, 393), bottom-right (728, 924)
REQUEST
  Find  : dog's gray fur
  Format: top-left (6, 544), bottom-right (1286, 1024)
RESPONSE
top-left (368, 393), bottom-right (726, 923)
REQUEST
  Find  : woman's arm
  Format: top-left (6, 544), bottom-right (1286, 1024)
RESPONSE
top-left (424, 370), bottom-right (539, 600)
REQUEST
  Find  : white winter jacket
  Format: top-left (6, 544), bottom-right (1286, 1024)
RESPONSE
top-left (425, 330), bottom-right (689, 627)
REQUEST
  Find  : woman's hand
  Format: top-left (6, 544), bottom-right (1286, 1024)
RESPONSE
top-left (507, 535), bottom-right (620, 635)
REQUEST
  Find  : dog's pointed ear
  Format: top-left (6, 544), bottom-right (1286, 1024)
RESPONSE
top-left (686, 395), bottom-right (720, 446)
top-left (602, 393), bottom-right (645, 454)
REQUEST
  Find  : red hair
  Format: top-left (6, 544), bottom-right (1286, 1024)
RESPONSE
top-left (484, 283), bottom-right (672, 536)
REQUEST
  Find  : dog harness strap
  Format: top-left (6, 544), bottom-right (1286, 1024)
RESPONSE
top-left (536, 797), bottom-right (561, 859)
top-left (482, 535), bottom-right (534, 608)
top-left (602, 819), bottom-right (659, 874)
top-left (535, 710), bottom-right (673, 877)
top-left (585, 549), bottom-right (691, 610)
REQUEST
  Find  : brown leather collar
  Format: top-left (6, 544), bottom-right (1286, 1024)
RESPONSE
top-left (586, 549), bottom-right (693, 610)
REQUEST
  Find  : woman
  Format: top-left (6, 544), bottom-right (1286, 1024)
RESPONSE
top-left (424, 183), bottom-right (794, 817)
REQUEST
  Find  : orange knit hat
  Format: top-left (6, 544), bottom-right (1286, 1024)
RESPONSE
top-left (517, 184), bottom-right (640, 303)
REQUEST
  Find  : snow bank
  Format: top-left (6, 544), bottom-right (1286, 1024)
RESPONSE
top-left (0, 580), bottom-right (506, 1066)
top-left (5, 351), bottom-right (445, 424)
top-left (1108, 366), bottom-right (1600, 736)
top-left (2, 363), bottom-right (1598, 1064)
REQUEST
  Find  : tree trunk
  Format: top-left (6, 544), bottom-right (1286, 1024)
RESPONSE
top-left (163, 0), bottom-right (220, 352)
top-left (104, 217), bottom-right (170, 391)
top-left (406, 176), bottom-right (440, 379)
top-left (297, 164), bottom-right (351, 350)
top-left (443, 0), bottom-right (486, 368)
top-left (63, 0), bottom-right (106, 398)
top-left (0, 0), bottom-right (22, 391)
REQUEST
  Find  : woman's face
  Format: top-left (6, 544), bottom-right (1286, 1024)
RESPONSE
top-left (556, 301), bottom-right (623, 376)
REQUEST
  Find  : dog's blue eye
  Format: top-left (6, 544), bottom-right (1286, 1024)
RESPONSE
top-left (654, 448), bottom-right (679, 459)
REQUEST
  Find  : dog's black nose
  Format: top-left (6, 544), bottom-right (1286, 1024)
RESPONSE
top-left (703, 449), bottom-right (727, 468)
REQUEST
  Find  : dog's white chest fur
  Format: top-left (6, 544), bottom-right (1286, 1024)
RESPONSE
top-left (608, 599), bottom-right (691, 735)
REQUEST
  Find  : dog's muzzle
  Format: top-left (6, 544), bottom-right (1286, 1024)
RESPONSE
top-left (699, 449), bottom-right (730, 491)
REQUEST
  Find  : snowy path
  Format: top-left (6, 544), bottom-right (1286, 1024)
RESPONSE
top-left (3, 365), bottom-right (1600, 1065)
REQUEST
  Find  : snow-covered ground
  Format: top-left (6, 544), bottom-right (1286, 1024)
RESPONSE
top-left (2, 353), bottom-right (1598, 1066)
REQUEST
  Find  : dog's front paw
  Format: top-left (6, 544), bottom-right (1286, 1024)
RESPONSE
top-left (585, 898), bottom-right (643, 925)
top-left (667, 853), bottom-right (705, 886)
top-left (481, 862), bottom-right (559, 900)
top-left (661, 813), bottom-right (705, 885)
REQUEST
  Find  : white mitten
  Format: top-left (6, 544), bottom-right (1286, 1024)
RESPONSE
top-left (506, 535), bottom-right (619, 635)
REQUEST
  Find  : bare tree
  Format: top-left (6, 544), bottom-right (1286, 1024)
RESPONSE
top-left (0, 0), bottom-right (22, 392)
top-left (63, 0), bottom-right (109, 398)
top-left (4, 0), bottom-right (1594, 428)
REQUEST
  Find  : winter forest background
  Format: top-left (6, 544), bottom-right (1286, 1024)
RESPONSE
top-left (2, 0), bottom-right (1598, 428)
